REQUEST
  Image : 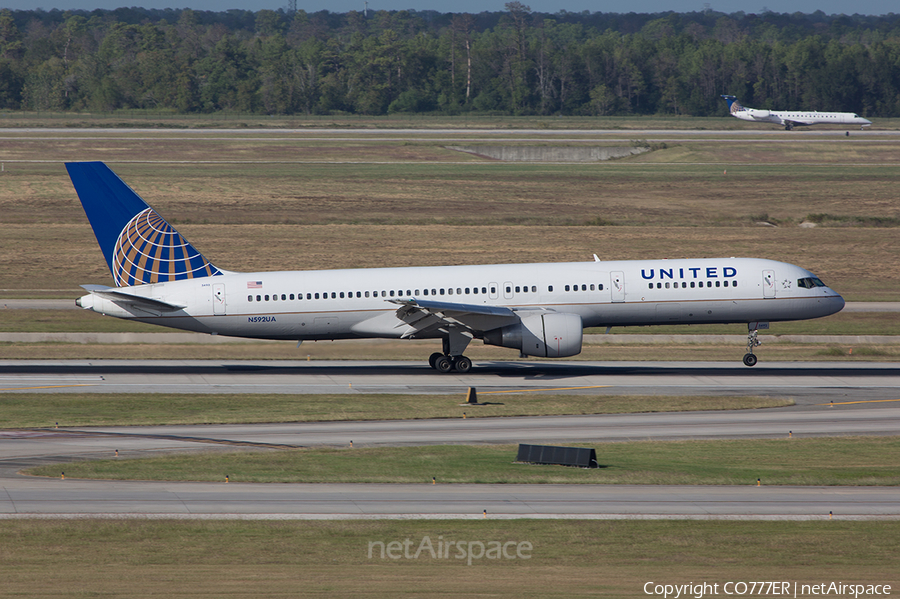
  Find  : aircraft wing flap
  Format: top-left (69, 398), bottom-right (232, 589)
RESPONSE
top-left (390, 298), bottom-right (519, 336)
top-left (80, 285), bottom-right (186, 312)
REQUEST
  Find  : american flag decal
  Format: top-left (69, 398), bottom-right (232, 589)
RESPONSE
top-left (247, 281), bottom-right (263, 289)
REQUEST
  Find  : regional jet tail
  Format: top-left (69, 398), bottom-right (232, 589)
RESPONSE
top-left (721, 95), bottom-right (871, 131)
top-left (67, 161), bottom-right (845, 371)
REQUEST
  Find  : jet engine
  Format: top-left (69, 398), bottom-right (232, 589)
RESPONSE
top-left (483, 312), bottom-right (583, 358)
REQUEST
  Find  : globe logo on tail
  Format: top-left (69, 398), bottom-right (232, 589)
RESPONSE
top-left (112, 208), bottom-right (220, 287)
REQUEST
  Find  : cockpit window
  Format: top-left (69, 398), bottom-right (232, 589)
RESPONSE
top-left (798, 277), bottom-right (826, 289)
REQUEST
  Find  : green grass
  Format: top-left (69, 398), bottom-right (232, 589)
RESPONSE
top-left (27, 437), bottom-right (900, 486)
top-left (0, 393), bottom-right (789, 428)
top-left (1, 520), bottom-right (897, 598)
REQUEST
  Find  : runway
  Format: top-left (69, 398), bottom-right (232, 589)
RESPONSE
top-left (3, 416), bottom-right (899, 520)
top-left (1, 359), bottom-right (898, 403)
top-left (1, 359), bottom-right (898, 519)
top-left (2, 479), bottom-right (896, 520)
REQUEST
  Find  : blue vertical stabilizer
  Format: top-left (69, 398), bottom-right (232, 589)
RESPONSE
top-left (66, 162), bottom-right (220, 287)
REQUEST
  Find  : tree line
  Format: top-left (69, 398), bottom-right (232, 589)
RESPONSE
top-left (1, 5), bottom-right (898, 117)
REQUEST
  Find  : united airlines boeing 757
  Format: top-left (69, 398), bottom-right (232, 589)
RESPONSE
top-left (721, 95), bottom-right (871, 130)
top-left (67, 162), bottom-right (845, 371)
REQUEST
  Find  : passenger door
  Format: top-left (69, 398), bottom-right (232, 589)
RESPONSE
top-left (611, 271), bottom-right (625, 303)
top-left (212, 283), bottom-right (226, 315)
top-left (762, 270), bottom-right (776, 298)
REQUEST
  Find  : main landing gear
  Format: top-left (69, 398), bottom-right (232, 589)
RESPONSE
top-left (429, 352), bottom-right (473, 373)
top-left (428, 327), bottom-right (474, 373)
top-left (743, 326), bottom-right (761, 367)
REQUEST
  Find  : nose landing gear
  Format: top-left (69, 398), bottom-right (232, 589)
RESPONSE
top-left (743, 326), bottom-right (761, 367)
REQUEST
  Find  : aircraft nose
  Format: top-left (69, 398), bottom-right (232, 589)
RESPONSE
top-left (826, 293), bottom-right (845, 315)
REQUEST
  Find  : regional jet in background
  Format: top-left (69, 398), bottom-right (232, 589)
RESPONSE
top-left (67, 162), bottom-right (845, 371)
top-left (721, 95), bottom-right (871, 130)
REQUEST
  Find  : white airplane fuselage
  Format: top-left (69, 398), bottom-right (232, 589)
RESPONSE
top-left (77, 257), bottom-right (844, 342)
top-left (67, 161), bottom-right (845, 369)
top-left (732, 108), bottom-right (871, 128)
top-left (721, 95), bottom-right (872, 130)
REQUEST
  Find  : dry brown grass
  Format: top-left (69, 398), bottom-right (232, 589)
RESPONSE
top-left (3, 223), bottom-right (897, 300)
top-left (1, 133), bottom-right (898, 301)
top-left (1, 520), bottom-right (898, 598)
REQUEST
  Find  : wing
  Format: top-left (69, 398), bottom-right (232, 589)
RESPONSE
top-left (389, 298), bottom-right (521, 338)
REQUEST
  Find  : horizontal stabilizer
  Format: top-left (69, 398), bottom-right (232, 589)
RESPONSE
top-left (80, 285), bottom-right (186, 312)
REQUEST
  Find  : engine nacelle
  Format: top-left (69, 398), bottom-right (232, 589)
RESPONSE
top-left (752, 109), bottom-right (770, 117)
top-left (483, 312), bottom-right (583, 358)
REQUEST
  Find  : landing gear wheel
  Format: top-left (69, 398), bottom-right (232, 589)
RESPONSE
top-left (744, 326), bottom-right (761, 367)
top-left (428, 352), bottom-right (443, 369)
top-left (434, 355), bottom-right (453, 373)
top-left (453, 355), bottom-right (472, 373)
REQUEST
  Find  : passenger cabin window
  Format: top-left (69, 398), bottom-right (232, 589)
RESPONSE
top-left (248, 295), bottom-right (253, 302)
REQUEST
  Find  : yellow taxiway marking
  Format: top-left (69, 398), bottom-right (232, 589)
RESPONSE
top-left (819, 398), bottom-right (900, 406)
top-left (0, 384), bottom-right (97, 392)
top-left (481, 385), bottom-right (612, 395)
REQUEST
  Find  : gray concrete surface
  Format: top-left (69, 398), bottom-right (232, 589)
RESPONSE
top-left (1, 359), bottom-right (897, 401)
top-left (3, 402), bottom-right (900, 519)
top-left (446, 145), bottom-right (650, 161)
top-left (2, 480), bottom-right (896, 520)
